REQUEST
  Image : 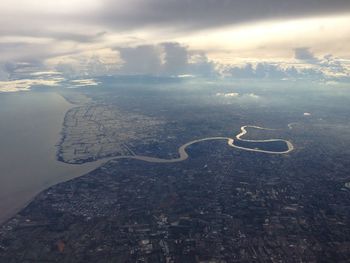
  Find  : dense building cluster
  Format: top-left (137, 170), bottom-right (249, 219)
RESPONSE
top-left (1, 137), bottom-right (350, 262)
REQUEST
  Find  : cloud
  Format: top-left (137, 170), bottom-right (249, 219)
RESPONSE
top-left (294, 48), bottom-right (349, 78)
top-left (0, 69), bottom-right (9, 80)
top-left (295, 47), bottom-right (318, 63)
top-left (1, 1), bottom-right (349, 46)
top-left (115, 42), bottom-right (216, 77)
top-left (0, 61), bottom-right (65, 92)
top-left (0, 41), bottom-right (215, 81)
top-left (70, 79), bottom-right (99, 87)
top-left (223, 62), bottom-right (329, 80)
top-left (30, 71), bottom-right (62, 77)
top-left (0, 78), bottom-right (63, 93)
top-left (246, 93), bottom-right (260, 99)
top-left (47, 48), bottom-right (122, 78)
top-left (118, 45), bottom-right (162, 75)
top-left (188, 53), bottom-right (217, 77)
top-left (216, 92), bottom-right (239, 98)
top-left (0, 0), bottom-right (349, 83)
top-left (161, 43), bottom-right (188, 75)
top-left (224, 63), bottom-right (296, 79)
top-left (1, 40), bottom-right (347, 85)
top-left (42, 31), bottom-right (106, 43)
top-left (215, 92), bottom-right (261, 103)
top-left (0, 2), bottom-right (348, 84)
top-left (0, 61), bottom-right (48, 80)
top-left (319, 55), bottom-right (347, 75)
top-left (96, 0), bottom-right (350, 31)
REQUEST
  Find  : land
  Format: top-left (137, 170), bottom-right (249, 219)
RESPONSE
top-left (1, 135), bottom-right (350, 262)
top-left (58, 104), bottom-right (163, 164)
top-left (232, 139), bottom-right (289, 153)
top-left (1, 80), bottom-right (350, 262)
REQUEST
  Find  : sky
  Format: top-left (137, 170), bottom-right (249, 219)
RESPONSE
top-left (1, 0), bottom-right (350, 91)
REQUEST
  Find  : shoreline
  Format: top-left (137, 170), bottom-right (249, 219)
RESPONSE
top-left (1, 123), bottom-right (294, 227)
top-left (0, 91), bottom-right (109, 225)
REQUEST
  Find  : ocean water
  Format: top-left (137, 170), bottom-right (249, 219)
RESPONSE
top-left (0, 91), bottom-right (103, 224)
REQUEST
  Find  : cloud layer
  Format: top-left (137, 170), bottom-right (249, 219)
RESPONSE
top-left (96, 0), bottom-right (350, 31)
top-left (0, 0), bottom-right (349, 87)
top-left (2, 0), bottom-right (349, 34)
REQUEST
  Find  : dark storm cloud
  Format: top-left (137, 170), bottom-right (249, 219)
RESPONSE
top-left (96, 0), bottom-right (350, 31)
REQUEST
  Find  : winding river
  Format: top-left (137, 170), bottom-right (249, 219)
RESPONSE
top-left (106, 125), bottom-right (294, 164)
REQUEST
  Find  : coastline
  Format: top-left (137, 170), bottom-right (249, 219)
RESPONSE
top-left (0, 91), bottom-right (108, 225)
top-left (0, 89), bottom-right (294, 226)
